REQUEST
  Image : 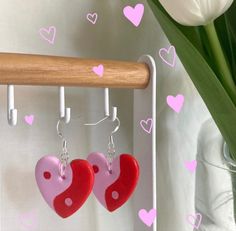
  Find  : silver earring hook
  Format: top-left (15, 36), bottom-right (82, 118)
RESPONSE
top-left (56, 119), bottom-right (69, 178)
top-left (56, 119), bottom-right (68, 153)
top-left (108, 117), bottom-right (120, 152)
top-left (84, 88), bottom-right (117, 126)
top-left (56, 119), bottom-right (65, 139)
top-left (110, 117), bottom-right (120, 136)
top-left (59, 86), bottom-right (71, 124)
top-left (84, 116), bottom-right (108, 126)
top-left (84, 112), bottom-right (120, 135)
top-left (7, 85), bottom-right (17, 126)
top-left (107, 117), bottom-right (120, 173)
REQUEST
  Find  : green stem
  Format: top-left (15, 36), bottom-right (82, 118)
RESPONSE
top-left (204, 22), bottom-right (236, 106)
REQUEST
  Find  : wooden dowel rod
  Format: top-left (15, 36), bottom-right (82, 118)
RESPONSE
top-left (0, 53), bottom-right (150, 88)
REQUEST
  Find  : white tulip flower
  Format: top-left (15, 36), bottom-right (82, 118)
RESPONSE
top-left (159, 0), bottom-right (234, 26)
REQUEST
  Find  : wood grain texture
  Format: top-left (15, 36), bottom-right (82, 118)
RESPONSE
top-left (0, 53), bottom-right (150, 88)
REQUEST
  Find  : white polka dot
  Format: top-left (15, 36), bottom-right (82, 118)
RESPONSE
top-left (112, 191), bottom-right (119, 200)
top-left (65, 198), bottom-right (73, 206)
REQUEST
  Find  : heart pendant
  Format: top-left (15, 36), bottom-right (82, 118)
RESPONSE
top-left (35, 155), bottom-right (94, 218)
top-left (87, 152), bottom-right (139, 212)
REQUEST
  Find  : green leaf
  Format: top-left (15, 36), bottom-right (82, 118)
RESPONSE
top-left (147, 0), bottom-right (236, 160)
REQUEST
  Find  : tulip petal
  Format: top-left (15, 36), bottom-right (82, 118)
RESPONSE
top-left (159, 0), bottom-right (233, 26)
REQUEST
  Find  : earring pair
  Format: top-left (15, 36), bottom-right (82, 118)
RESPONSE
top-left (35, 89), bottom-right (139, 218)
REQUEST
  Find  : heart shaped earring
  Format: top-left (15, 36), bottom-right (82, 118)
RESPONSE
top-left (35, 119), bottom-right (94, 218)
top-left (85, 88), bottom-right (139, 212)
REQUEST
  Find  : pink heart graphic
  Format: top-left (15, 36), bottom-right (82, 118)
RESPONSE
top-left (123, 4), bottom-right (144, 27)
top-left (92, 64), bottom-right (104, 77)
top-left (166, 94), bottom-right (184, 113)
top-left (185, 160), bottom-right (197, 173)
top-left (19, 210), bottom-right (37, 230)
top-left (187, 213), bottom-right (202, 229)
top-left (159, 45), bottom-right (176, 67)
top-left (139, 208), bottom-right (157, 227)
top-left (140, 118), bottom-right (153, 134)
top-left (87, 13), bottom-right (98, 24)
top-left (87, 152), bottom-right (139, 212)
top-left (24, 115), bottom-right (34, 125)
top-left (39, 26), bottom-right (56, 44)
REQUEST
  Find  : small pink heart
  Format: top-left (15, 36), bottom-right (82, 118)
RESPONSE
top-left (159, 45), bottom-right (176, 67)
top-left (39, 26), bottom-right (56, 44)
top-left (24, 115), bottom-right (34, 125)
top-left (92, 64), bottom-right (104, 77)
top-left (138, 208), bottom-right (157, 227)
top-left (187, 213), bottom-right (202, 229)
top-left (140, 118), bottom-right (153, 134)
top-left (123, 4), bottom-right (144, 27)
top-left (87, 13), bottom-right (98, 24)
top-left (19, 210), bottom-right (37, 230)
top-left (185, 160), bottom-right (197, 173)
top-left (166, 94), bottom-right (184, 113)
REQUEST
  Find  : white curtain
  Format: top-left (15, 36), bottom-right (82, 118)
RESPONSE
top-left (0, 0), bottom-right (211, 230)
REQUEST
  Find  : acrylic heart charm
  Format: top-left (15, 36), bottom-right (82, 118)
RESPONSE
top-left (87, 152), bottom-right (139, 212)
top-left (35, 155), bottom-right (94, 218)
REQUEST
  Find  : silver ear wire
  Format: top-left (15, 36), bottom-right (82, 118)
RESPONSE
top-left (110, 117), bottom-right (120, 135)
top-left (56, 119), bottom-right (69, 177)
top-left (59, 86), bottom-right (71, 124)
top-left (56, 119), bottom-right (68, 154)
top-left (56, 119), bottom-right (65, 139)
top-left (85, 88), bottom-right (118, 126)
top-left (84, 116), bottom-right (109, 126)
top-left (7, 85), bottom-right (17, 126)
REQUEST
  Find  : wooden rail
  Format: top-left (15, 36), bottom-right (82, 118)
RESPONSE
top-left (0, 53), bottom-right (150, 88)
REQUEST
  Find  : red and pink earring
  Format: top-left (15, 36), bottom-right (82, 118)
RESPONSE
top-left (85, 88), bottom-right (140, 212)
top-left (35, 88), bottom-right (94, 218)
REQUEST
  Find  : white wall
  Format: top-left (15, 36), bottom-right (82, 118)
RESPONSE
top-left (0, 0), bottom-right (210, 230)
